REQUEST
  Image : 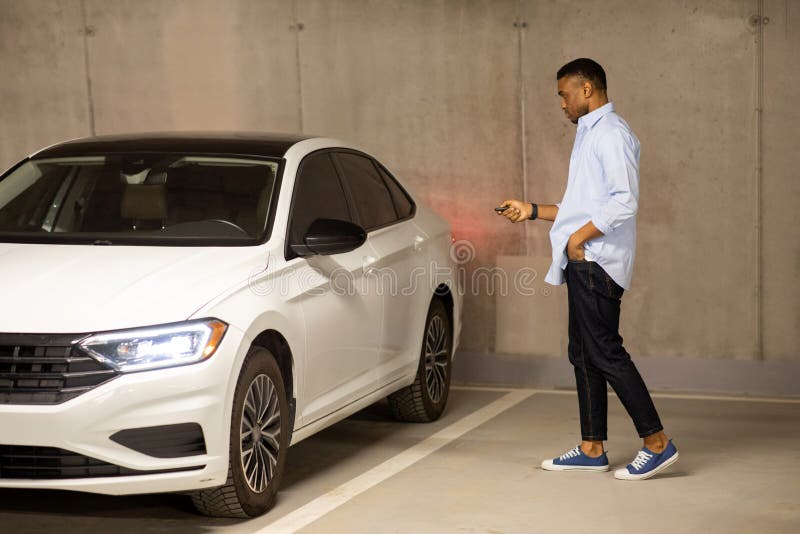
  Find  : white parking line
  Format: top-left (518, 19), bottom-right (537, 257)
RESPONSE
top-left (257, 388), bottom-right (535, 534)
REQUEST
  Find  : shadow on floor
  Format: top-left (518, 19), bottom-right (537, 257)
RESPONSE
top-left (280, 399), bottom-right (411, 490)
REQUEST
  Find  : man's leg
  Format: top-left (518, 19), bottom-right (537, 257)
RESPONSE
top-left (566, 261), bottom-right (608, 456)
top-left (540, 264), bottom-right (611, 472)
top-left (571, 262), bottom-right (665, 444)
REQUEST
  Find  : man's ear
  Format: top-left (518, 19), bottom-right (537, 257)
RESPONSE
top-left (582, 81), bottom-right (593, 98)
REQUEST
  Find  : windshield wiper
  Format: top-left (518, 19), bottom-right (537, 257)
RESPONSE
top-left (92, 239), bottom-right (113, 246)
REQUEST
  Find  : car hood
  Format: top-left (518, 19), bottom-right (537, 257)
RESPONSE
top-left (0, 243), bottom-right (268, 334)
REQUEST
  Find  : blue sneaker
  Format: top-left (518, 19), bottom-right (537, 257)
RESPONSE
top-left (614, 439), bottom-right (679, 480)
top-left (541, 445), bottom-right (610, 471)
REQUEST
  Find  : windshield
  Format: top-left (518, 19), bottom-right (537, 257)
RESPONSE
top-left (0, 154), bottom-right (280, 245)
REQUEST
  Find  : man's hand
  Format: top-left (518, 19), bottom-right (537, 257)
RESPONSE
top-left (497, 200), bottom-right (560, 222)
top-left (567, 221), bottom-right (605, 260)
top-left (496, 199), bottom-right (532, 223)
top-left (567, 232), bottom-right (586, 260)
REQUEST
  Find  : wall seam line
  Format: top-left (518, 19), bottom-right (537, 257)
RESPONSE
top-left (292, 0), bottom-right (304, 134)
top-left (517, 1), bottom-right (530, 256)
top-left (79, 0), bottom-right (96, 136)
top-left (755, 0), bottom-right (764, 360)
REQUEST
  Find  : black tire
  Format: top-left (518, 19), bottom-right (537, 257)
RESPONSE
top-left (191, 347), bottom-right (289, 518)
top-left (388, 297), bottom-right (452, 422)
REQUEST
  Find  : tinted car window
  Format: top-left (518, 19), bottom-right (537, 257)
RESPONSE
top-left (336, 153), bottom-right (397, 230)
top-left (288, 152), bottom-right (351, 249)
top-left (376, 164), bottom-right (414, 219)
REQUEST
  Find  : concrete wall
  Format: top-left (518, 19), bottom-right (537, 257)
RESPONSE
top-left (520, 0), bottom-right (763, 361)
top-left (0, 1), bottom-right (796, 365)
top-left (762, 0), bottom-right (799, 361)
top-left (0, 0), bottom-right (91, 169)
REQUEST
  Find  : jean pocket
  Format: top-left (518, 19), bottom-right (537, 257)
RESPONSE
top-left (587, 262), bottom-right (623, 298)
top-left (603, 272), bottom-right (624, 299)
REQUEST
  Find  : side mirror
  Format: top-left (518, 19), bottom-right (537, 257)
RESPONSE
top-left (290, 218), bottom-right (367, 257)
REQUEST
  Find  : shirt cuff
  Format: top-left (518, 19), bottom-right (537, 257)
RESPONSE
top-left (591, 215), bottom-right (613, 235)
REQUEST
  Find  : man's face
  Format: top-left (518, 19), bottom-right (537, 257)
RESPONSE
top-left (557, 75), bottom-right (590, 124)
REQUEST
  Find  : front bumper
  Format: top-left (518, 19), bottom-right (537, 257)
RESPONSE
top-left (0, 325), bottom-right (247, 495)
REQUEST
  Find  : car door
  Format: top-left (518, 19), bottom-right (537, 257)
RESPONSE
top-left (333, 152), bottom-right (429, 387)
top-left (285, 151), bottom-right (383, 424)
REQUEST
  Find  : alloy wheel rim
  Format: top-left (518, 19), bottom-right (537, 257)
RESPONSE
top-left (240, 374), bottom-right (281, 493)
top-left (424, 315), bottom-right (449, 403)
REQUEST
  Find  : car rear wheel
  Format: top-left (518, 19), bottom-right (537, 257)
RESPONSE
top-left (191, 347), bottom-right (289, 518)
top-left (388, 297), bottom-right (452, 422)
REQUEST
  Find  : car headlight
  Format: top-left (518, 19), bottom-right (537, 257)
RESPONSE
top-left (80, 319), bottom-right (228, 373)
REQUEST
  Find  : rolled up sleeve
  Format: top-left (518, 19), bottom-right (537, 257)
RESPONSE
top-left (592, 129), bottom-right (640, 234)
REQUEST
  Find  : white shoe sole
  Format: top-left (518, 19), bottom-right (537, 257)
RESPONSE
top-left (614, 451), bottom-right (679, 480)
top-left (541, 460), bottom-right (609, 472)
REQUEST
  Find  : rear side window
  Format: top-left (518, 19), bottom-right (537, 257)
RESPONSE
top-left (335, 153), bottom-right (396, 230)
top-left (288, 152), bottom-right (351, 249)
top-left (376, 163), bottom-right (414, 219)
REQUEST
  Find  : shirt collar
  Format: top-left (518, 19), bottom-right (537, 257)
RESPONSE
top-left (578, 101), bottom-right (614, 130)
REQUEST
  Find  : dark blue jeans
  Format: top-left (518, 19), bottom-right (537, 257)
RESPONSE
top-left (565, 259), bottom-right (663, 441)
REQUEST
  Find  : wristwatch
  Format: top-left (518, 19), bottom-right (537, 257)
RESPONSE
top-left (528, 203), bottom-right (538, 220)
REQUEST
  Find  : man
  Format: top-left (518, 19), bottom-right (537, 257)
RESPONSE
top-left (497, 58), bottom-right (678, 480)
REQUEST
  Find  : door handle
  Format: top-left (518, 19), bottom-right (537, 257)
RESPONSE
top-left (413, 235), bottom-right (425, 252)
top-left (362, 255), bottom-right (377, 274)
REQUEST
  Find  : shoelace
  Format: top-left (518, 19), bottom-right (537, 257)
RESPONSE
top-left (630, 450), bottom-right (653, 470)
top-left (559, 446), bottom-right (582, 460)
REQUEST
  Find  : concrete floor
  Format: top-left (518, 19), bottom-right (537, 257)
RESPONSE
top-left (1, 387), bottom-right (798, 533)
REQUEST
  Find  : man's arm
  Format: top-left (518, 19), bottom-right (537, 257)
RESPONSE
top-left (535, 204), bottom-right (559, 222)
top-left (497, 199), bottom-right (559, 222)
top-left (591, 129), bottom-right (640, 235)
top-left (567, 220), bottom-right (603, 260)
top-left (567, 129), bottom-right (638, 260)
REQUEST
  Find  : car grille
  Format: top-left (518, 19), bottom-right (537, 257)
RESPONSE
top-left (0, 445), bottom-right (203, 479)
top-left (0, 333), bottom-right (117, 405)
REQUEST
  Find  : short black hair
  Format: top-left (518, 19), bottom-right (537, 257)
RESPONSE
top-left (557, 58), bottom-right (607, 92)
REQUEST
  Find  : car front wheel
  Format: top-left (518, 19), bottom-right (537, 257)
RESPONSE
top-left (192, 346), bottom-right (289, 518)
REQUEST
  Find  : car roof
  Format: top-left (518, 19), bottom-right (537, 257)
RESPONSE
top-left (31, 132), bottom-right (315, 159)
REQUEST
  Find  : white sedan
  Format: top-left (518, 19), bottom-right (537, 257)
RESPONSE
top-left (0, 133), bottom-right (462, 517)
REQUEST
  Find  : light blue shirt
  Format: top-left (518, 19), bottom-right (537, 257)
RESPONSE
top-left (544, 102), bottom-right (640, 290)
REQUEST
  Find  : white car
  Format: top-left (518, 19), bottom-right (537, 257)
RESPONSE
top-left (0, 133), bottom-right (462, 517)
